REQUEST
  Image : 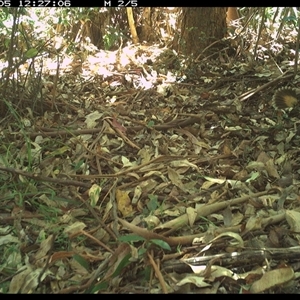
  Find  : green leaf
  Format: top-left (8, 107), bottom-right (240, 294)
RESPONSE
top-left (138, 247), bottom-right (147, 256)
top-left (24, 48), bottom-right (38, 58)
top-left (119, 234), bottom-right (145, 243)
top-left (112, 253), bottom-right (131, 277)
top-left (73, 160), bottom-right (85, 171)
top-left (147, 120), bottom-right (155, 127)
top-left (147, 195), bottom-right (159, 211)
top-left (140, 265), bottom-right (151, 281)
top-left (73, 254), bottom-right (90, 271)
top-left (149, 239), bottom-right (171, 251)
top-left (246, 171), bottom-right (260, 182)
top-left (88, 281), bottom-right (108, 293)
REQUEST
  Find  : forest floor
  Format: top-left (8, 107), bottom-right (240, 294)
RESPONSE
top-left (1, 37), bottom-right (300, 294)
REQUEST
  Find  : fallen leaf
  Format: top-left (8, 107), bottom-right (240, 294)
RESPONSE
top-left (116, 189), bottom-right (133, 217)
top-left (250, 267), bottom-right (294, 293)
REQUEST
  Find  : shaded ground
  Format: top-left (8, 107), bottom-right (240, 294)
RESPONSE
top-left (1, 38), bottom-right (300, 293)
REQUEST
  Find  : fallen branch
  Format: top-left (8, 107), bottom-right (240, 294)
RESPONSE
top-left (0, 165), bottom-right (91, 188)
top-left (159, 189), bottom-right (278, 235)
top-left (119, 190), bottom-right (281, 247)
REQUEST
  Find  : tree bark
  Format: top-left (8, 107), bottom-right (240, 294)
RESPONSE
top-left (177, 7), bottom-right (227, 55)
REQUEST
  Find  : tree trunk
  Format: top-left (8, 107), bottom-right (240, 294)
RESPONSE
top-left (126, 7), bottom-right (139, 44)
top-left (177, 7), bottom-right (227, 55)
top-left (139, 7), bottom-right (156, 42)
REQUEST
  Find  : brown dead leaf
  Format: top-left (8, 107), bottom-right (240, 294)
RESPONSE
top-left (64, 221), bottom-right (87, 236)
top-left (116, 189), bottom-right (133, 217)
top-left (265, 159), bottom-right (280, 178)
top-left (35, 234), bottom-right (55, 261)
top-left (256, 151), bottom-right (270, 164)
top-left (233, 169), bottom-right (248, 181)
top-left (286, 210), bottom-right (300, 232)
top-left (167, 166), bottom-right (186, 192)
top-left (186, 207), bottom-right (197, 227)
top-left (245, 215), bottom-right (262, 233)
top-left (105, 243), bottom-right (132, 279)
top-left (250, 266), bottom-right (294, 293)
top-left (9, 266), bottom-right (52, 294)
top-left (110, 115), bottom-right (127, 134)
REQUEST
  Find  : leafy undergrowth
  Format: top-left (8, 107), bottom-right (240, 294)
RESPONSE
top-left (1, 38), bottom-right (300, 294)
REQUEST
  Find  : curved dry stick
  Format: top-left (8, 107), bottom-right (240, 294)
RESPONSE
top-left (0, 165), bottom-right (91, 188)
top-left (119, 190), bottom-right (279, 247)
top-left (118, 218), bottom-right (200, 246)
top-left (160, 190), bottom-right (278, 235)
top-left (147, 251), bottom-right (168, 294)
